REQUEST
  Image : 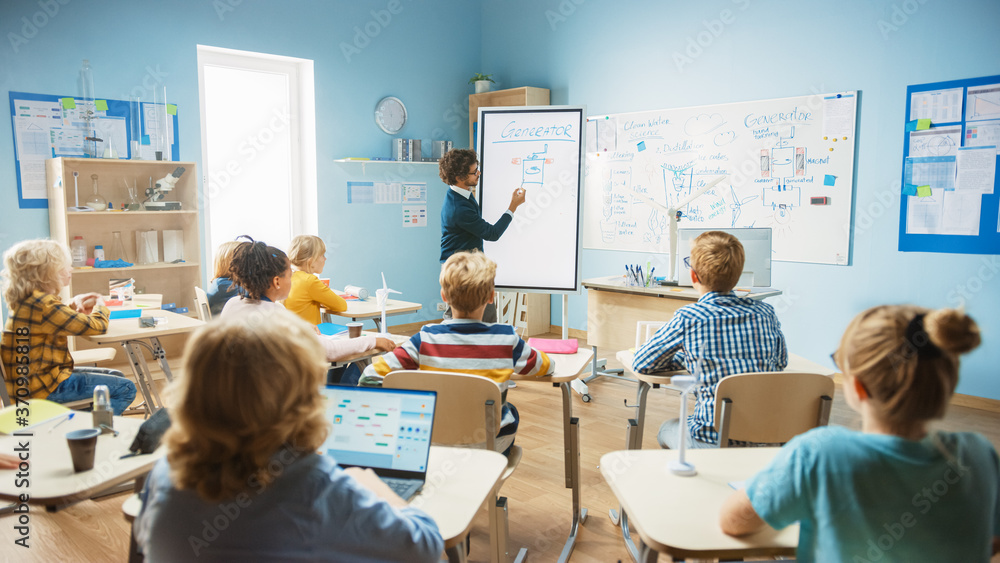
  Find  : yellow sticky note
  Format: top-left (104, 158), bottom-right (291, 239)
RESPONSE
top-left (95, 99), bottom-right (108, 111)
top-left (60, 97), bottom-right (76, 109)
top-left (916, 119), bottom-right (931, 130)
top-left (166, 104), bottom-right (177, 115)
top-left (916, 185), bottom-right (932, 197)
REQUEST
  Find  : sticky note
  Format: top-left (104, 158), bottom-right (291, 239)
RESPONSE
top-left (95, 100), bottom-right (108, 111)
top-left (916, 119), bottom-right (931, 130)
top-left (637, 141), bottom-right (646, 152)
top-left (166, 104), bottom-right (177, 115)
top-left (902, 184), bottom-right (918, 196)
top-left (141, 134), bottom-right (150, 145)
top-left (916, 185), bottom-right (932, 197)
top-left (905, 120), bottom-right (918, 132)
top-left (824, 174), bottom-right (836, 186)
top-left (60, 97), bottom-right (76, 109)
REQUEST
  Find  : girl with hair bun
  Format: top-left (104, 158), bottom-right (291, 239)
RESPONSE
top-left (720, 304), bottom-right (999, 562)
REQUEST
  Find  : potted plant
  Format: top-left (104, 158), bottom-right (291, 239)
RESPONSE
top-left (469, 73), bottom-right (495, 94)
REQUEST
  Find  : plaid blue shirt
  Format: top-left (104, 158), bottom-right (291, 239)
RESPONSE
top-left (632, 291), bottom-right (787, 444)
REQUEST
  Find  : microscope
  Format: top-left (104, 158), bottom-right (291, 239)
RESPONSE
top-left (144, 166), bottom-right (186, 210)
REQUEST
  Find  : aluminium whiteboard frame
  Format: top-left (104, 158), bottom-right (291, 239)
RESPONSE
top-left (477, 105), bottom-right (585, 294)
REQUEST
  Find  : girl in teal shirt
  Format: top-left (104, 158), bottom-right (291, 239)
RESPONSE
top-left (720, 305), bottom-right (999, 562)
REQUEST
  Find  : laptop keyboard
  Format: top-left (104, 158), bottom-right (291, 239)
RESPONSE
top-left (382, 477), bottom-right (421, 500)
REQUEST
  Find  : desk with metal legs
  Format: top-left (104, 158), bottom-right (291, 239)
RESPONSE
top-left (85, 310), bottom-right (205, 415)
top-left (608, 350), bottom-right (833, 562)
top-left (511, 347), bottom-right (594, 562)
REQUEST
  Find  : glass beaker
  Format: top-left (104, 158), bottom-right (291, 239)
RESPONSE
top-left (85, 174), bottom-right (107, 210)
top-left (109, 231), bottom-right (129, 263)
top-left (124, 177), bottom-right (143, 211)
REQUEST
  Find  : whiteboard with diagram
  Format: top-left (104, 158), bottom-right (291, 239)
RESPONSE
top-left (583, 91), bottom-right (858, 265)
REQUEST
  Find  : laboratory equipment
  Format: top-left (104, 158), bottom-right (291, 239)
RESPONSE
top-left (144, 167), bottom-right (185, 210)
top-left (84, 174), bottom-right (107, 211)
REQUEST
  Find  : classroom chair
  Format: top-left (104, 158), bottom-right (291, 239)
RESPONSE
top-left (383, 370), bottom-right (527, 563)
top-left (193, 286), bottom-right (212, 322)
top-left (714, 370), bottom-right (834, 447)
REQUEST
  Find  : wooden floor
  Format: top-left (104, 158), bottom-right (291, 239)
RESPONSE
top-left (4, 331), bottom-right (1000, 562)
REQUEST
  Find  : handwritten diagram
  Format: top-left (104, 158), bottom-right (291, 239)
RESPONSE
top-left (583, 92), bottom-right (857, 265)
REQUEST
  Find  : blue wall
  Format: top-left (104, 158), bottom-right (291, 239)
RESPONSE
top-left (0, 0), bottom-right (480, 327)
top-left (481, 0), bottom-right (1000, 400)
top-left (2, 0), bottom-right (999, 400)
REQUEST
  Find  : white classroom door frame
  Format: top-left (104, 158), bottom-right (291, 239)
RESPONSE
top-left (196, 44), bottom-right (317, 277)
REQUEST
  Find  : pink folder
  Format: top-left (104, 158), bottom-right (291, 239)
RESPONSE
top-left (527, 338), bottom-right (579, 354)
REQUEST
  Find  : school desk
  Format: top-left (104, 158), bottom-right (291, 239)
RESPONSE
top-left (601, 448), bottom-right (797, 562)
top-left (322, 295), bottom-right (423, 332)
top-left (0, 414), bottom-right (162, 512)
top-left (85, 310), bottom-right (205, 415)
top-left (578, 275), bottom-right (783, 400)
top-left (510, 347), bottom-right (594, 563)
top-left (610, 350), bottom-right (830, 560)
top-left (328, 332), bottom-right (410, 369)
top-left (122, 446), bottom-right (506, 563)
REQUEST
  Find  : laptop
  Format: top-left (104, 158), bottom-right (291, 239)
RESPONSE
top-left (319, 385), bottom-right (436, 501)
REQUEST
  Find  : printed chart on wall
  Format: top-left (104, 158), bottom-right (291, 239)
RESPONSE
top-left (9, 91), bottom-right (180, 209)
top-left (478, 106), bottom-right (584, 292)
top-left (583, 92), bottom-right (858, 265)
top-left (898, 74), bottom-right (1000, 254)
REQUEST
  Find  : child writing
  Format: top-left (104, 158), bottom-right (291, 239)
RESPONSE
top-left (632, 231), bottom-right (787, 448)
top-left (206, 240), bottom-right (242, 316)
top-left (361, 251), bottom-right (552, 454)
top-left (720, 305), bottom-right (999, 562)
top-left (220, 236), bottom-right (395, 362)
top-left (135, 307), bottom-right (443, 561)
top-left (0, 239), bottom-right (136, 414)
top-left (284, 234), bottom-right (348, 325)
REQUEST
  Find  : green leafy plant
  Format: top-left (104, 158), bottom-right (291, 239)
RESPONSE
top-left (468, 73), bottom-right (495, 84)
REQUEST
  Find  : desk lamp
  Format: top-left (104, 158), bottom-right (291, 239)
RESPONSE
top-left (630, 175), bottom-right (727, 284)
top-left (668, 362), bottom-right (704, 477)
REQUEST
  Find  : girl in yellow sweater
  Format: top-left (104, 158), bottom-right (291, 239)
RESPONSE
top-left (284, 235), bottom-right (347, 325)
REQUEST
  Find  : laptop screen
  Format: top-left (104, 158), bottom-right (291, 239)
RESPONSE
top-left (319, 386), bottom-right (436, 474)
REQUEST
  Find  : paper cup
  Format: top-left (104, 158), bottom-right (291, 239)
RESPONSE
top-left (66, 428), bottom-right (101, 472)
top-left (347, 322), bottom-right (363, 338)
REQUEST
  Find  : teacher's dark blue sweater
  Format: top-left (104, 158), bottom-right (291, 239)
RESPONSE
top-left (440, 187), bottom-right (512, 262)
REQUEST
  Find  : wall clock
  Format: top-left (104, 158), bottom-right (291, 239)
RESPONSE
top-left (375, 96), bottom-right (407, 134)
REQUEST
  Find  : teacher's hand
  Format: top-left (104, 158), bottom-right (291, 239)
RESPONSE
top-left (508, 186), bottom-right (527, 213)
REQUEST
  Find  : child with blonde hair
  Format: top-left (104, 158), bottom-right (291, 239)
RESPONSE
top-left (135, 307), bottom-right (442, 561)
top-left (721, 305), bottom-right (999, 562)
top-left (633, 230), bottom-right (787, 448)
top-left (1, 239), bottom-right (136, 414)
top-left (361, 251), bottom-right (552, 454)
top-left (284, 235), bottom-right (348, 325)
top-left (206, 240), bottom-right (242, 316)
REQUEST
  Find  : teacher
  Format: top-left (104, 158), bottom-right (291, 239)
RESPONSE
top-left (438, 148), bottom-right (526, 322)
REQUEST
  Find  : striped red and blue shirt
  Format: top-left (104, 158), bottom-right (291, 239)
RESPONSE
top-left (632, 292), bottom-right (787, 444)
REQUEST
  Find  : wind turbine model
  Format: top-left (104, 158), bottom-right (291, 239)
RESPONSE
top-left (376, 272), bottom-right (401, 335)
top-left (668, 359), bottom-right (705, 477)
top-left (630, 175), bottom-right (728, 284)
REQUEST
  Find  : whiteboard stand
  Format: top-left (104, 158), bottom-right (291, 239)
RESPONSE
top-left (570, 294), bottom-right (637, 403)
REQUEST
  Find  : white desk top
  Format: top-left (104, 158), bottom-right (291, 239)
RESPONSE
top-left (615, 350), bottom-right (835, 383)
top-left (86, 309), bottom-right (205, 345)
top-left (330, 332), bottom-right (410, 367)
top-left (0, 416), bottom-right (163, 507)
top-left (583, 275), bottom-right (782, 301)
top-left (326, 297), bottom-right (423, 321)
top-left (510, 347), bottom-right (594, 383)
top-left (410, 446), bottom-right (506, 548)
top-left (601, 448), bottom-right (797, 559)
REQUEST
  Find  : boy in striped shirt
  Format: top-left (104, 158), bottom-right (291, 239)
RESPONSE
top-left (361, 251), bottom-right (552, 454)
top-left (632, 231), bottom-right (787, 449)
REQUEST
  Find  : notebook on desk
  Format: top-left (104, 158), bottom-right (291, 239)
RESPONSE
top-left (319, 385), bottom-right (436, 500)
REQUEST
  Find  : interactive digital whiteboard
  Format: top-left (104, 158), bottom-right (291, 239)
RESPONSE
top-left (583, 91), bottom-right (858, 265)
top-left (478, 106), bottom-right (584, 292)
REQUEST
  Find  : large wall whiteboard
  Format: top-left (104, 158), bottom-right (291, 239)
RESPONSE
top-left (478, 106), bottom-right (584, 292)
top-left (583, 91), bottom-right (858, 265)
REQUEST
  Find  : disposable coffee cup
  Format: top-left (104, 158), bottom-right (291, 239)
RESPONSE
top-left (66, 428), bottom-right (101, 472)
top-left (347, 322), bottom-right (363, 338)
